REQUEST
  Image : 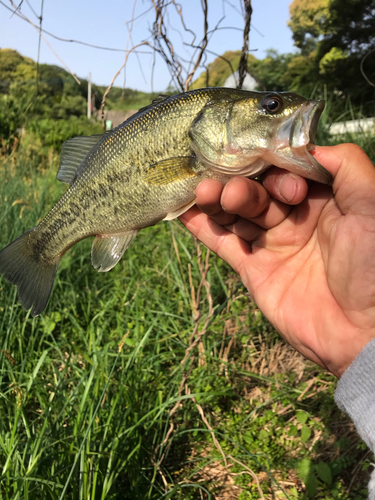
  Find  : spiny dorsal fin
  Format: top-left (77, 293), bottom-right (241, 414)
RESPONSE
top-left (136, 94), bottom-right (170, 114)
top-left (91, 231), bottom-right (138, 273)
top-left (57, 134), bottom-right (105, 185)
top-left (145, 156), bottom-right (197, 186)
top-left (152, 94), bottom-right (169, 104)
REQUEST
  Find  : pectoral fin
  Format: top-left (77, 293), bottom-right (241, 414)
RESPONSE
top-left (163, 199), bottom-right (196, 220)
top-left (91, 231), bottom-right (138, 272)
top-left (145, 157), bottom-right (197, 186)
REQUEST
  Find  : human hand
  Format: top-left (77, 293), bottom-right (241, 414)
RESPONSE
top-left (179, 144), bottom-right (375, 377)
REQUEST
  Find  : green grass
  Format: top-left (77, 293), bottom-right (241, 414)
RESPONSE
top-left (0, 135), bottom-right (372, 499)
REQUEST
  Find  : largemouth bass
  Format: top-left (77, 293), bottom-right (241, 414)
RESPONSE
top-left (0, 88), bottom-right (332, 316)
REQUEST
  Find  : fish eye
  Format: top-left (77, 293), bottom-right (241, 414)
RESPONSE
top-left (262, 95), bottom-right (283, 114)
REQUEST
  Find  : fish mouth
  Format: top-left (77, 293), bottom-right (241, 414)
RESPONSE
top-left (276, 100), bottom-right (325, 150)
top-left (291, 100), bottom-right (325, 148)
top-left (270, 99), bottom-right (332, 185)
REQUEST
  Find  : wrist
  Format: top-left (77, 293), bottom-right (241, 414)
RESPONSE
top-left (328, 332), bottom-right (375, 378)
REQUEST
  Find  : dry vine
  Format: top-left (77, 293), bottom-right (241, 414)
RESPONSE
top-left (360, 48), bottom-right (375, 88)
top-left (237, 0), bottom-right (252, 89)
top-left (152, 0), bottom-right (185, 91)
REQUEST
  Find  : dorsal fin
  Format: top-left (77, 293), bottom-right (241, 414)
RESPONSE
top-left (57, 134), bottom-right (105, 185)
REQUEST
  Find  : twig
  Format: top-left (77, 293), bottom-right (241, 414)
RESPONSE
top-left (227, 455), bottom-right (266, 499)
top-left (348, 449), bottom-right (373, 493)
top-left (171, 0), bottom-right (196, 44)
top-left (123, 0), bottom-right (142, 92)
top-left (100, 41), bottom-right (151, 125)
top-left (191, 392), bottom-right (228, 468)
top-left (185, 45), bottom-right (237, 82)
top-left (9, 0), bottom-right (23, 18)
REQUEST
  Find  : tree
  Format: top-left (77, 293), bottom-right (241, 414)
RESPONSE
top-left (288, 0), bottom-right (329, 52)
top-left (288, 0), bottom-right (375, 117)
top-left (0, 48), bottom-right (36, 93)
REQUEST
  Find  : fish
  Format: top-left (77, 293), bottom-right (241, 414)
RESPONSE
top-left (0, 88), bottom-right (332, 316)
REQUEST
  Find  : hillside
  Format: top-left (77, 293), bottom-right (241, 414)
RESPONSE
top-left (191, 50), bottom-right (258, 89)
top-left (0, 48), bottom-right (159, 150)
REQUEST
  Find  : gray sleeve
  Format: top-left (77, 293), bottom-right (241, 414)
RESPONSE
top-left (335, 338), bottom-right (375, 499)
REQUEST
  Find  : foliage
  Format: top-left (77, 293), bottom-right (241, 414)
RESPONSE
top-left (288, 0), bottom-right (330, 51)
top-left (0, 48), bottom-right (37, 94)
top-left (289, 0), bottom-right (375, 55)
top-left (0, 49), bottom-right (159, 150)
top-left (288, 0), bottom-right (375, 116)
top-left (28, 118), bottom-right (103, 153)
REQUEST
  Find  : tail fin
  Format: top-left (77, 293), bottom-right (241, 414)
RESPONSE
top-left (0, 230), bottom-right (58, 317)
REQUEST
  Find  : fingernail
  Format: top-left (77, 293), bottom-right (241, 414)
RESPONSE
top-left (278, 176), bottom-right (297, 203)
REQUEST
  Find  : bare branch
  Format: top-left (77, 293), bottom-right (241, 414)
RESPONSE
top-left (184, 0), bottom-right (208, 91)
top-left (36, 0), bottom-right (45, 91)
top-left (237, 0), bottom-right (252, 89)
top-left (186, 45), bottom-right (237, 85)
top-left (123, 1), bottom-right (148, 90)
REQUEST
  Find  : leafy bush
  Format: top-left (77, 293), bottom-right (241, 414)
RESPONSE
top-left (27, 117), bottom-right (103, 152)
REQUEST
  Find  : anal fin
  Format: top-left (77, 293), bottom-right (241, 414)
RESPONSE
top-left (91, 231), bottom-right (138, 272)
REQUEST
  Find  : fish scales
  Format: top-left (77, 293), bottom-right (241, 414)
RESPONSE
top-left (0, 87), bottom-right (333, 315)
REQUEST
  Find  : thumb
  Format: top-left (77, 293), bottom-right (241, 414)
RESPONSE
top-left (312, 144), bottom-right (375, 215)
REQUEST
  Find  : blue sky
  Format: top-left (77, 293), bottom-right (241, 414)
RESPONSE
top-left (1, 0), bottom-right (297, 92)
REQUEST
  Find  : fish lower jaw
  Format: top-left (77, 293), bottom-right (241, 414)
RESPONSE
top-left (200, 152), bottom-right (269, 177)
